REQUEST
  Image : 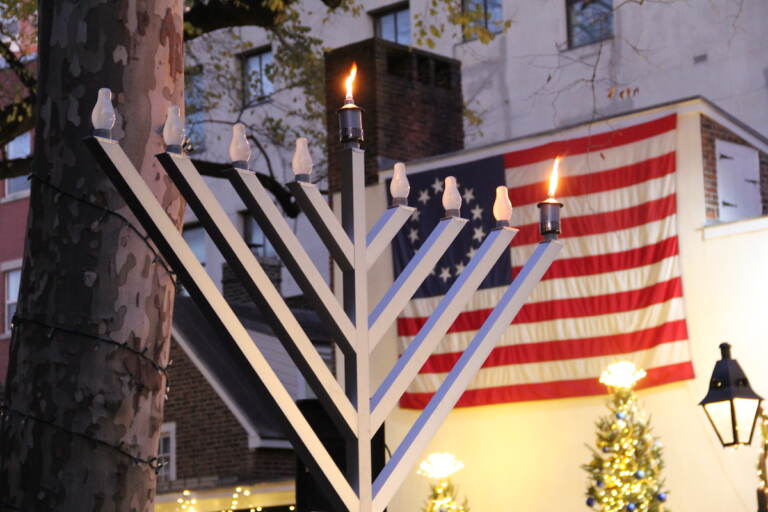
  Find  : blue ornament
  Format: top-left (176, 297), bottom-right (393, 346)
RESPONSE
top-left (602, 446), bottom-right (610, 453)
top-left (596, 480), bottom-right (605, 488)
top-left (586, 497), bottom-right (596, 507)
top-left (616, 411), bottom-right (627, 420)
top-left (657, 492), bottom-right (668, 502)
top-left (634, 470), bottom-right (646, 478)
top-left (626, 504), bottom-right (637, 511)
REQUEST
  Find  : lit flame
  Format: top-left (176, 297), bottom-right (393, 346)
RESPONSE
top-left (599, 361), bottom-right (646, 390)
top-left (547, 157), bottom-right (560, 198)
top-left (344, 63), bottom-right (357, 101)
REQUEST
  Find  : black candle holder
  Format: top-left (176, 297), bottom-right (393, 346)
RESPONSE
top-left (538, 198), bottom-right (563, 241)
top-left (338, 100), bottom-right (364, 145)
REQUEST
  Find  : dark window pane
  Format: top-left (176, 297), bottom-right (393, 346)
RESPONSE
top-left (568, 0), bottom-right (613, 48)
top-left (378, 12), bottom-right (396, 42)
top-left (261, 51), bottom-right (274, 96)
top-left (6, 176), bottom-right (29, 195)
top-left (243, 50), bottom-right (273, 104)
top-left (486, 0), bottom-right (503, 33)
top-left (396, 9), bottom-right (411, 45)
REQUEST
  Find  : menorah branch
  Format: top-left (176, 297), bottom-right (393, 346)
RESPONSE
top-left (289, 180), bottom-right (354, 273)
top-left (86, 137), bottom-right (358, 511)
top-left (370, 226), bottom-right (518, 430)
top-left (226, 165), bottom-right (356, 355)
top-left (366, 205), bottom-right (415, 269)
top-left (372, 240), bottom-right (562, 511)
top-left (368, 216), bottom-right (468, 350)
top-left (156, 152), bottom-right (358, 438)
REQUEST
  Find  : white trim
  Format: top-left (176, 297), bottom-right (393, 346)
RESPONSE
top-left (259, 438), bottom-right (293, 449)
top-left (0, 259), bottom-right (23, 272)
top-left (702, 216), bottom-right (768, 240)
top-left (3, 266), bottom-right (21, 339)
top-left (377, 97), bottom-right (768, 180)
top-left (171, 326), bottom-right (264, 449)
top-left (159, 422), bottom-right (177, 482)
top-left (0, 188), bottom-right (30, 204)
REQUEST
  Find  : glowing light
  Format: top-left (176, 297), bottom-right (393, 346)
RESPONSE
top-left (600, 361), bottom-right (647, 389)
top-left (344, 63), bottom-right (357, 101)
top-left (417, 452), bottom-right (465, 480)
top-left (183, 490), bottom-right (191, 496)
top-left (548, 157), bottom-right (560, 198)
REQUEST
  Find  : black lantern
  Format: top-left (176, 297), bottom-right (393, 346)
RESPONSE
top-left (699, 343), bottom-right (763, 447)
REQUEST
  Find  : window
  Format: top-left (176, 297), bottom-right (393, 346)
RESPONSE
top-left (243, 214), bottom-right (276, 260)
top-left (183, 225), bottom-right (207, 267)
top-left (157, 423), bottom-right (176, 483)
top-left (566, 0), bottom-right (613, 48)
top-left (242, 48), bottom-right (274, 106)
top-left (184, 65), bottom-right (206, 153)
top-left (4, 268), bottom-right (20, 331)
top-left (180, 225), bottom-right (206, 296)
top-left (374, 4), bottom-right (411, 45)
top-left (5, 131), bottom-right (32, 195)
top-left (461, 0), bottom-right (503, 40)
top-left (715, 139), bottom-right (762, 223)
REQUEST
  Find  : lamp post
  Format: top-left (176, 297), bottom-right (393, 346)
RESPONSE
top-left (699, 343), bottom-right (765, 511)
top-left (84, 65), bottom-right (564, 512)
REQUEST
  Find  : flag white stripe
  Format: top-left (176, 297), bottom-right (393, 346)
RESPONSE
top-left (510, 215), bottom-right (677, 263)
top-left (406, 340), bottom-right (691, 394)
top-left (403, 255), bottom-right (681, 318)
top-left (504, 131), bottom-right (676, 188)
top-left (511, 174), bottom-right (675, 223)
top-left (401, 297), bottom-right (686, 357)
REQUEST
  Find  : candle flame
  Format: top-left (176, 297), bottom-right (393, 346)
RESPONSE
top-left (547, 157), bottom-right (560, 198)
top-left (344, 63), bottom-right (357, 101)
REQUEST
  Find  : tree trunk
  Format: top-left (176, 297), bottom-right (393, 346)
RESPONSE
top-left (0, 1), bottom-right (183, 510)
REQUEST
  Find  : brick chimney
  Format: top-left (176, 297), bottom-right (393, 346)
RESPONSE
top-left (325, 39), bottom-right (464, 192)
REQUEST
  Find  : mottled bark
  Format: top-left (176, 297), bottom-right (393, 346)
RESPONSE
top-left (0, 1), bottom-right (184, 511)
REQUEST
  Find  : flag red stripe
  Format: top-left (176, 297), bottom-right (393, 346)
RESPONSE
top-left (507, 152), bottom-right (676, 206)
top-left (520, 236), bottom-right (680, 281)
top-left (420, 319), bottom-right (688, 373)
top-left (511, 194), bottom-right (677, 247)
top-left (399, 361), bottom-right (695, 408)
top-left (503, 114), bottom-right (677, 168)
top-left (397, 277), bottom-right (683, 336)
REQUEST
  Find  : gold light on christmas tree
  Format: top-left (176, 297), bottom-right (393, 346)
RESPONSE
top-left (583, 363), bottom-right (669, 512)
top-left (418, 453), bottom-right (469, 512)
top-left (599, 361), bottom-right (647, 390)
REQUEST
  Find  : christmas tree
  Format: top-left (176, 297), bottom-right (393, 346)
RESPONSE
top-left (417, 453), bottom-right (470, 512)
top-left (583, 362), bottom-right (670, 512)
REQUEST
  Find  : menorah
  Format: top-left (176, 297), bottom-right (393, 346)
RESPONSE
top-left (85, 69), bottom-right (562, 512)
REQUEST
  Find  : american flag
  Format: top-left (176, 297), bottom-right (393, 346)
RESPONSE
top-left (391, 114), bottom-right (695, 408)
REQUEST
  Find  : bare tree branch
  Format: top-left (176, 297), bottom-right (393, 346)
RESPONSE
top-left (0, 38), bottom-right (35, 90)
top-left (0, 96), bottom-right (35, 147)
top-left (0, 156), bottom-right (32, 180)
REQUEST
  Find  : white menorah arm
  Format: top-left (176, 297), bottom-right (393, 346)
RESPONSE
top-left (368, 217), bottom-right (468, 350)
top-left (365, 205), bottom-right (415, 270)
top-left (371, 240), bottom-right (562, 511)
top-left (87, 137), bottom-right (358, 511)
top-left (225, 166), bottom-right (356, 356)
top-left (369, 226), bottom-right (518, 430)
top-left (289, 181), bottom-right (354, 273)
top-left (155, 153), bottom-right (358, 437)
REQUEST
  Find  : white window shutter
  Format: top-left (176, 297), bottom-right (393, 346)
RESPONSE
top-left (715, 139), bottom-right (762, 222)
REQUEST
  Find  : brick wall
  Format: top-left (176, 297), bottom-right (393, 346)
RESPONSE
top-left (700, 115), bottom-right (768, 221)
top-left (161, 338), bottom-right (294, 492)
top-left (325, 38), bottom-right (464, 193)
